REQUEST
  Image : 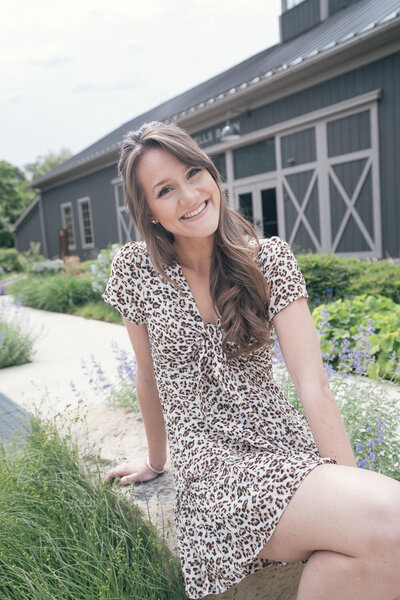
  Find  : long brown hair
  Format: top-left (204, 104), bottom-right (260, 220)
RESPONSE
top-left (118, 121), bottom-right (273, 358)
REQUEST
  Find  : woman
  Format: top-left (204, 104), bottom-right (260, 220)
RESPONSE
top-left (102, 121), bottom-right (400, 600)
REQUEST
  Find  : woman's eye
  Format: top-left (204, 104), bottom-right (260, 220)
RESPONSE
top-left (158, 186), bottom-right (172, 198)
top-left (188, 167), bottom-right (201, 178)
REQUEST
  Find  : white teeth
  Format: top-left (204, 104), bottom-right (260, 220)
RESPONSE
top-left (181, 201), bottom-right (206, 219)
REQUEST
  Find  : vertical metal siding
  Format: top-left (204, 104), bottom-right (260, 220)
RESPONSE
top-left (42, 164), bottom-right (120, 260)
top-left (327, 111), bottom-right (371, 157)
top-left (281, 0), bottom-right (321, 43)
top-left (233, 138), bottom-right (276, 179)
top-left (14, 205), bottom-right (43, 254)
top-left (281, 127), bottom-right (316, 166)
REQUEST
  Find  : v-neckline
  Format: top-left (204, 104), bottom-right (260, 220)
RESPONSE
top-left (175, 260), bottom-right (221, 329)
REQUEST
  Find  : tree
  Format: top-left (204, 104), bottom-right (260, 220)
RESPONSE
top-left (24, 148), bottom-right (73, 182)
top-left (0, 161), bottom-right (35, 248)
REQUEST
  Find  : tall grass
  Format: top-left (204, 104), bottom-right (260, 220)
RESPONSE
top-left (0, 416), bottom-right (187, 600)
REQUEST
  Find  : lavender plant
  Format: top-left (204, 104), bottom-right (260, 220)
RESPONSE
top-left (70, 340), bottom-right (138, 410)
top-left (272, 319), bottom-right (400, 481)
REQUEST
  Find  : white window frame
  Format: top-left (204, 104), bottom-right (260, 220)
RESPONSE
top-left (60, 202), bottom-right (76, 251)
top-left (77, 196), bottom-right (95, 249)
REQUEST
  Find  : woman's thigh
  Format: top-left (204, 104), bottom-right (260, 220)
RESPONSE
top-left (257, 463), bottom-right (400, 563)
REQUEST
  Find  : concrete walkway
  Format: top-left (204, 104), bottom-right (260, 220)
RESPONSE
top-left (0, 294), bottom-right (133, 427)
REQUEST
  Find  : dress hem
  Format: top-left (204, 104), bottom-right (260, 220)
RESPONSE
top-left (184, 457), bottom-right (336, 599)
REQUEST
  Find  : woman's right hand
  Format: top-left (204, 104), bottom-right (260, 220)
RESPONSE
top-left (104, 458), bottom-right (163, 486)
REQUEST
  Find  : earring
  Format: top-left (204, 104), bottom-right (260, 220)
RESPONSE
top-left (151, 219), bottom-right (158, 225)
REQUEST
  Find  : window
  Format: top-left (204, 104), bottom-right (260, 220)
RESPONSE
top-left (77, 196), bottom-right (95, 248)
top-left (60, 202), bottom-right (76, 250)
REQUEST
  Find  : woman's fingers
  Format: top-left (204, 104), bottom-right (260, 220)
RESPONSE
top-left (120, 473), bottom-right (138, 485)
top-left (105, 464), bottom-right (133, 485)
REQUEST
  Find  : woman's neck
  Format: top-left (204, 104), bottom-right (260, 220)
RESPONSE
top-left (173, 235), bottom-right (215, 275)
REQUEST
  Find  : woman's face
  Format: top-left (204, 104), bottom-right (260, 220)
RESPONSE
top-left (137, 148), bottom-right (221, 241)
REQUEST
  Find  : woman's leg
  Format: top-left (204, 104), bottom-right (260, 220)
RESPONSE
top-left (256, 463), bottom-right (400, 600)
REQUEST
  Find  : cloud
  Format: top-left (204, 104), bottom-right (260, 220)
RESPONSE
top-left (72, 82), bottom-right (99, 93)
top-left (72, 80), bottom-right (142, 94)
top-left (27, 56), bottom-right (74, 68)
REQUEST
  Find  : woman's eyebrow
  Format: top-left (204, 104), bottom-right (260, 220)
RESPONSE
top-left (152, 179), bottom-right (168, 193)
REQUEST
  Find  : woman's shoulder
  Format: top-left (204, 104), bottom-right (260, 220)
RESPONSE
top-left (113, 240), bottom-right (148, 263)
top-left (256, 235), bottom-right (292, 261)
top-left (111, 240), bottom-right (151, 276)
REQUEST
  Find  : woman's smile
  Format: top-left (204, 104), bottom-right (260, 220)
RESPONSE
top-left (180, 199), bottom-right (209, 220)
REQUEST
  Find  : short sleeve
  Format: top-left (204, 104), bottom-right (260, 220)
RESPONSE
top-left (258, 236), bottom-right (309, 322)
top-left (101, 243), bottom-right (146, 326)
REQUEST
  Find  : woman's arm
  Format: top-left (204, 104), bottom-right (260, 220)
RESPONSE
top-left (105, 317), bottom-right (167, 485)
top-left (273, 297), bottom-right (357, 468)
top-left (123, 316), bottom-right (167, 470)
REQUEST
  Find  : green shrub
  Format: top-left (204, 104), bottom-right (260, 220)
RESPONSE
top-left (312, 294), bottom-right (400, 382)
top-left (8, 273), bottom-right (98, 313)
top-left (0, 416), bottom-right (186, 599)
top-left (73, 300), bottom-right (123, 324)
top-left (297, 252), bottom-right (400, 304)
top-left (0, 318), bottom-right (36, 368)
top-left (0, 248), bottom-right (26, 274)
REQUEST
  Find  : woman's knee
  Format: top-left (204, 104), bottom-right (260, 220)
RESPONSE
top-left (371, 483), bottom-right (400, 559)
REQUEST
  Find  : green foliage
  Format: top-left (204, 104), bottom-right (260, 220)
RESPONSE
top-left (312, 294), bottom-right (400, 382)
top-left (0, 317), bottom-right (36, 368)
top-left (0, 248), bottom-right (27, 274)
top-left (74, 300), bottom-right (124, 324)
top-left (24, 148), bottom-right (73, 182)
top-left (90, 243), bottom-right (122, 294)
top-left (0, 416), bottom-right (187, 599)
top-left (0, 161), bottom-right (36, 248)
top-left (297, 252), bottom-right (400, 304)
top-left (273, 337), bottom-right (400, 480)
top-left (20, 242), bottom-right (46, 269)
top-left (8, 272), bottom-right (98, 313)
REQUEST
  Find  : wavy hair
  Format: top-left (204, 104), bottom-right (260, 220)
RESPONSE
top-left (118, 121), bottom-right (273, 358)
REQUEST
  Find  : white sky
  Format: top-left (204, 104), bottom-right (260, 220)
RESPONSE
top-left (0, 0), bottom-right (281, 170)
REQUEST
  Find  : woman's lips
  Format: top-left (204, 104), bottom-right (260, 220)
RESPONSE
top-left (180, 199), bottom-right (209, 220)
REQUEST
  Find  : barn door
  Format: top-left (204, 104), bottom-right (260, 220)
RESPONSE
top-left (326, 108), bottom-right (381, 256)
top-left (114, 183), bottom-right (140, 243)
top-left (278, 127), bottom-right (322, 253)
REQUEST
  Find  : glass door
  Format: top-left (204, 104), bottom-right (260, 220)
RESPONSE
top-left (234, 182), bottom-right (278, 239)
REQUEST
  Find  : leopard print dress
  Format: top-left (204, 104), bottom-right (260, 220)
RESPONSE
top-left (102, 235), bottom-right (337, 599)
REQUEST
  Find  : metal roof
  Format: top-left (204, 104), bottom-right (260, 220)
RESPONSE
top-left (32, 0), bottom-right (400, 188)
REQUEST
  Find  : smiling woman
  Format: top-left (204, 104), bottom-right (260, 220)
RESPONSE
top-left (101, 121), bottom-right (400, 600)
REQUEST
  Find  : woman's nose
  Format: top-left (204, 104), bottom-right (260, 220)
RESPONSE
top-left (179, 182), bottom-right (199, 205)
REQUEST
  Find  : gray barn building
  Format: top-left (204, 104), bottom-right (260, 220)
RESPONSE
top-left (14, 0), bottom-right (400, 260)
